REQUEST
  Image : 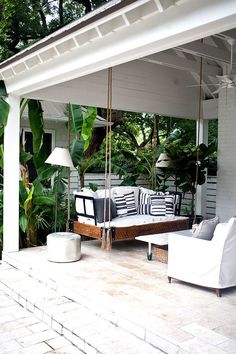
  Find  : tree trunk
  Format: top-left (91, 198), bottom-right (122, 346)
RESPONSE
top-left (59, 0), bottom-right (64, 26)
top-left (27, 218), bottom-right (37, 247)
top-left (84, 127), bottom-right (106, 158)
top-left (79, 171), bottom-right (85, 189)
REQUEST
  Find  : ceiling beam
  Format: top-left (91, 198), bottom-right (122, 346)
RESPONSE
top-left (176, 41), bottom-right (232, 64)
top-left (140, 52), bottom-right (221, 77)
top-left (154, 0), bottom-right (175, 12)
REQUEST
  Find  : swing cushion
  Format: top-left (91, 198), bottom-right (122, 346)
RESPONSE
top-left (94, 198), bottom-right (117, 223)
top-left (138, 190), bottom-right (175, 216)
top-left (138, 191), bottom-right (150, 215)
top-left (114, 191), bottom-right (137, 217)
top-left (150, 195), bottom-right (166, 216)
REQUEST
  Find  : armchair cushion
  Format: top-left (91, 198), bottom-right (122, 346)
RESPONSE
top-left (192, 216), bottom-right (219, 240)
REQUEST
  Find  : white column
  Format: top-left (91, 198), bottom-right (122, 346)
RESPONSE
top-left (196, 118), bottom-right (208, 218)
top-left (3, 95), bottom-right (20, 252)
top-left (216, 87), bottom-right (236, 221)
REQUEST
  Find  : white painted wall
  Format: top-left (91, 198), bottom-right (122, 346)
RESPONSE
top-left (216, 87), bottom-right (236, 221)
top-left (21, 119), bottom-right (64, 147)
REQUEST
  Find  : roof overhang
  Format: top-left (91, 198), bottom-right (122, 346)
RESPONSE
top-left (0, 0), bottom-right (236, 119)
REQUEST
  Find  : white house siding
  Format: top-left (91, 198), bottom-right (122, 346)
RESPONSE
top-left (21, 118), bottom-right (66, 147)
top-left (71, 173), bottom-right (216, 218)
top-left (216, 88), bottom-right (236, 221)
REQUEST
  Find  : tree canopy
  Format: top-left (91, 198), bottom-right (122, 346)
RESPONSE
top-left (0, 0), bottom-right (107, 61)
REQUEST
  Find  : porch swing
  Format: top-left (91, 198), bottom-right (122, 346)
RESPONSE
top-left (71, 68), bottom-right (189, 249)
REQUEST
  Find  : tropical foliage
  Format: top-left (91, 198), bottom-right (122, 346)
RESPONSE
top-left (162, 129), bottom-right (217, 216)
top-left (69, 104), bottom-right (98, 188)
top-left (0, 80), bottom-right (9, 137)
top-left (0, 0), bottom-right (107, 61)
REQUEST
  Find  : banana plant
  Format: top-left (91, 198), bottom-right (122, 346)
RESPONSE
top-left (19, 181), bottom-right (55, 247)
top-left (19, 99), bottom-right (61, 246)
top-left (69, 104), bottom-right (97, 189)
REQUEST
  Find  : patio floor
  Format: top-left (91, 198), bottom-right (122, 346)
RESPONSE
top-left (1, 239), bottom-right (236, 354)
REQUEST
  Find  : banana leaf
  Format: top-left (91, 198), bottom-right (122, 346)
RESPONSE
top-left (28, 100), bottom-right (44, 154)
top-left (69, 104), bottom-right (83, 134)
top-left (71, 138), bottom-right (84, 166)
top-left (81, 107), bottom-right (97, 151)
top-left (33, 195), bottom-right (55, 206)
top-left (19, 181), bottom-right (28, 206)
top-left (19, 214), bottom-right (28, 233)
top-left (20, 151), bottom-right (32, 165)
top-left (23, 185), bottom-right (34, 214)
top-left (0, 98), bottom-right (9, 127)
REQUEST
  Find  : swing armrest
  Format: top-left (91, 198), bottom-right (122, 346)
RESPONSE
top-left (74, 195), bottom-right (97, 225)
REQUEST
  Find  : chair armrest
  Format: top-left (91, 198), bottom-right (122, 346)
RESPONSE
top-left (168, 235), bottom-right (223, 283)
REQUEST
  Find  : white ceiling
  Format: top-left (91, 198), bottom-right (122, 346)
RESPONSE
top-left (1, 0), bottom-right (236, 120)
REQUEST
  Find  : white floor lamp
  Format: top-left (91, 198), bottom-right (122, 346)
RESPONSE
top-left (45, 147), bottom-right (74, 232)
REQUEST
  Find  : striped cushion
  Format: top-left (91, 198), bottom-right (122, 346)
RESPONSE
top-left (138, 191), bottom-right (150, 215)
top-left (114, 194), bottom-right (128, 217)
top-left (150, 195), bottom-right (166, 216)
top-left (114, 191), bottom-right (137, 217)
top-left (125, 192), bottom-right (137, 215)
top-left (164, 195), bottom-right (175, 215)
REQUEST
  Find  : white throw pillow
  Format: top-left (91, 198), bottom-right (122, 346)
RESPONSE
top-left (193, 216), bottom-right (219, 240)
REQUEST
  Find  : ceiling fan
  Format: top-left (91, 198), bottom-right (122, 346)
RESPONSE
top-left (213, 38), bottom-right (236, 94)
top-left (187, 38), bottom-right (236, 95)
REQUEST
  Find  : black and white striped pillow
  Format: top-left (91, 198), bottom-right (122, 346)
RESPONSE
top-left (164, 194), bottom-right (175, 215)
top-left (125, 191), bottom-right (137, 215)
top-left (150, 195), bottom-right (166, 216)
top-left (138, 191), bottom-right (150, 215)
top-left (114, 194), bottom-right (128, 217)
top-left (114, 191), bottom-right (137, 217)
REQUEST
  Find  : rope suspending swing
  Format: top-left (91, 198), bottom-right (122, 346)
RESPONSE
top-left (101, 67), bottom-right (113, 250)
top-left (193, 52), bottom-right (203, 225)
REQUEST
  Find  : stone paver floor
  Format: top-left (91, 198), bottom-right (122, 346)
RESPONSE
top-left (0, 261), bottom-right (163, 354)
top-left (0, 286), bottom-right (83, 354)
top-left (1, 239), bottom-right (236, 354)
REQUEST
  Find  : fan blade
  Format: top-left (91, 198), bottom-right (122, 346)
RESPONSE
top-left (212, 88), bottom-right (221, 94)
top-left (186, 84), bottom-right (219, 88)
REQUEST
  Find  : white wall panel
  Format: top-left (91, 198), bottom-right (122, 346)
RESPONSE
top-left (216, 88), bottom-right (236, 221)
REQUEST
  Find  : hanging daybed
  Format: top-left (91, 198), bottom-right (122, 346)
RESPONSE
top-left (69, 68), bottom-right (189, 249)
top-left (70, 186), bottom-right (189, 248)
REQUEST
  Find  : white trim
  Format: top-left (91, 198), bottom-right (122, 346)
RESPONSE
top-left (22, 128), bottom-right (55, 152)
top-left (3, 0), bottom-right (236, 96)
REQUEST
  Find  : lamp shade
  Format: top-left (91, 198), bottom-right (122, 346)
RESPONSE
top-left (45, 147), bottom-right (74, 168)
top-left (156, 152), bottom-right (172, 168)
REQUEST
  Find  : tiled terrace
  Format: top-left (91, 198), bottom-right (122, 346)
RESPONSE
top-left (1, 239), bottom-right (236, 354)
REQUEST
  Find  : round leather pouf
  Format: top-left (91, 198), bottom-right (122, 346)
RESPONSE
top-left (47, 232), bottom-right (81, 262)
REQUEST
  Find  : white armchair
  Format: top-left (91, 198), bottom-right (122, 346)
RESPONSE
top-left (167, 217), bottom-right (236, 296)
